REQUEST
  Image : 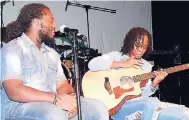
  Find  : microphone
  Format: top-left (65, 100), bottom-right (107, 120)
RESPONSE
top-left (60, 25), bottom-right (79, 34)
top-left (65, 0), bottom-right (69, 11)
top-left (60, 25), bottom-right (87, 41)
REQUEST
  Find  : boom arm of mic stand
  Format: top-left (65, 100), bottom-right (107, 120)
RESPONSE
top-left (1, 0), bottom-right (10, 5)
top-left (68, 2), bottom-right (116, 13)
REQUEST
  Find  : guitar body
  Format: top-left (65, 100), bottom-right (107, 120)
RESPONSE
top-left (82, 63), bottom-right (189, 116)
top-left (82, 67), bottom-right (146, 115)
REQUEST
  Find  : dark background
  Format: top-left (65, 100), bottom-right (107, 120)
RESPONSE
top-left (151, 1), bottom-right (189, 107)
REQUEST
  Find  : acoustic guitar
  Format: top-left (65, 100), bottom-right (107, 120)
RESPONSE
top-left (82, 64), bottom-right (189, 116)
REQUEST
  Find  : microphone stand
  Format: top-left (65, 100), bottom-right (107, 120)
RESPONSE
top-left (65, 1), bottom-right (116, 49)
top-left (69, 31), bottom-right (82, 120)
top-left (1, 0), bottom-right (10, 48)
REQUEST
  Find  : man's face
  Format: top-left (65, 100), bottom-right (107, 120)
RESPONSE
top-left (38, 9), bottom-right (56, 43)
top-left (130, 35), bottom-right (149, 59)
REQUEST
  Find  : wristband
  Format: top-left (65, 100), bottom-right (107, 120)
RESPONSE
top-left (53, 94), bottom-right (58, 105)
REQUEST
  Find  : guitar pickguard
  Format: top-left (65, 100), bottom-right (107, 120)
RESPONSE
top-left (104, 76), bottom-right (135, 99)
top-left (120, 76), bottom-right (134, 89)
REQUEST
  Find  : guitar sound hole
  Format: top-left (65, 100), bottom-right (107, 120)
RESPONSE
top-left (120, 76), bottom-right (134, 89)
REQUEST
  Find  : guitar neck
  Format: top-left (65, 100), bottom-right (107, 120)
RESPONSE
top-left (133, 64), bottom-right (189, 82)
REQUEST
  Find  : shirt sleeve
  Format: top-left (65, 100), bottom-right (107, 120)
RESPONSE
top-left (141, 80), bottom-right (159, 97)
top-left (1, 48), bottom-right (22, 83)
top-left (88, 51), bottom-right (121, 71)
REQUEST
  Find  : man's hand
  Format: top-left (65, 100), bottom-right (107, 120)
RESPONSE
top-left (67, 93), bottom-right (77, 119)
top-left (55, 93), bottom-right (77, 119)
top-left (68, 110), bottom-right (77, 119)
top-left (55, 94), bottom-right (77, 114)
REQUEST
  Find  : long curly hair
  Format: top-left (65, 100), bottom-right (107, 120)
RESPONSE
top-left (121, 27), bottom-right (152, 59)
top-left (4, 3), bottom-right (49, 43)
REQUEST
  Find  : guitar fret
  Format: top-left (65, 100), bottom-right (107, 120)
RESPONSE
top-left (134, 76), bottom-right (138, 82)
top-left (165, 64), bottom-right (188, 74)
top-left (141, 74), bottom-right (145, 81)
top-left (133, 64), bottom-right (189, 83)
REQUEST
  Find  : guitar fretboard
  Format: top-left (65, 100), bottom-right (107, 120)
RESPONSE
top-left (133, 64), bottom-right (189, 82)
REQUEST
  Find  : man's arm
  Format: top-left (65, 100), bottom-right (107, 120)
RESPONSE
top-left (56, 80), bottom-right (75, 94)
top-left (3, 79), bottom-right (55, 103)
top-left (55, 58), bottom-right (75, 95)
top-left (55, 60), bottom-right (77, 115)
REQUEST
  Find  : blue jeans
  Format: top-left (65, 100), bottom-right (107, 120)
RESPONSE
top-left (112, 97), bottom-right (189, 120)
top-left (4, 97), bottom-right (109, 120)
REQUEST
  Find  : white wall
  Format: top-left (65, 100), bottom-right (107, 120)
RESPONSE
top-left (2, 1), bottom-right (152, 54)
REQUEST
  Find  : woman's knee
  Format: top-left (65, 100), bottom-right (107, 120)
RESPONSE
top-left (183, 107), bottom-right (189, 119)
top-left (158, 105), bottom-right (189, 120)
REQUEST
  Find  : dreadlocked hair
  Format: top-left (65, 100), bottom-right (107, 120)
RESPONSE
top-left (5, 3), bottom-right (49, 42)
top-left (120, 27), bottom-right (152, 59)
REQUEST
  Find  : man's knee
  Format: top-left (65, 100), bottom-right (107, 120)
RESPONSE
top-left (37, 105), bottom-right (68, 120)
top-left (17, 102), bottom-right (68, 120)
top-left (86, 99), bottom-right (108, 113)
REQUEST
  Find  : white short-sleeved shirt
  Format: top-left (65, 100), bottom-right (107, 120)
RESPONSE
top-left (1, 33), bottom-right (66, 119)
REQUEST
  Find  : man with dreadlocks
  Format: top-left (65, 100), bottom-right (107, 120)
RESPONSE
top-left (88, 27), bottom-right (189, 120)
top-left (1, 3), bottom-right (109, 120)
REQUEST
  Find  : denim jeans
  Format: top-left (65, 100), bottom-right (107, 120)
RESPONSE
top-left (4, 97), bottom-right (109, 120)
top-left (112, 97), bottom-right (189, 120)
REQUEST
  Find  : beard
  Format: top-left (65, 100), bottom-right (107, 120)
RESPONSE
top-left (38, 29), bottom-right (55, 45)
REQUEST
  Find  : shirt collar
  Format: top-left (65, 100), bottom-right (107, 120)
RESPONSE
top-left (41, 43), bottom-right (52, 52)
top-left (20, 33), bottom-right (51, 52)
top-left (20, 33), bottom-right (34, 48)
